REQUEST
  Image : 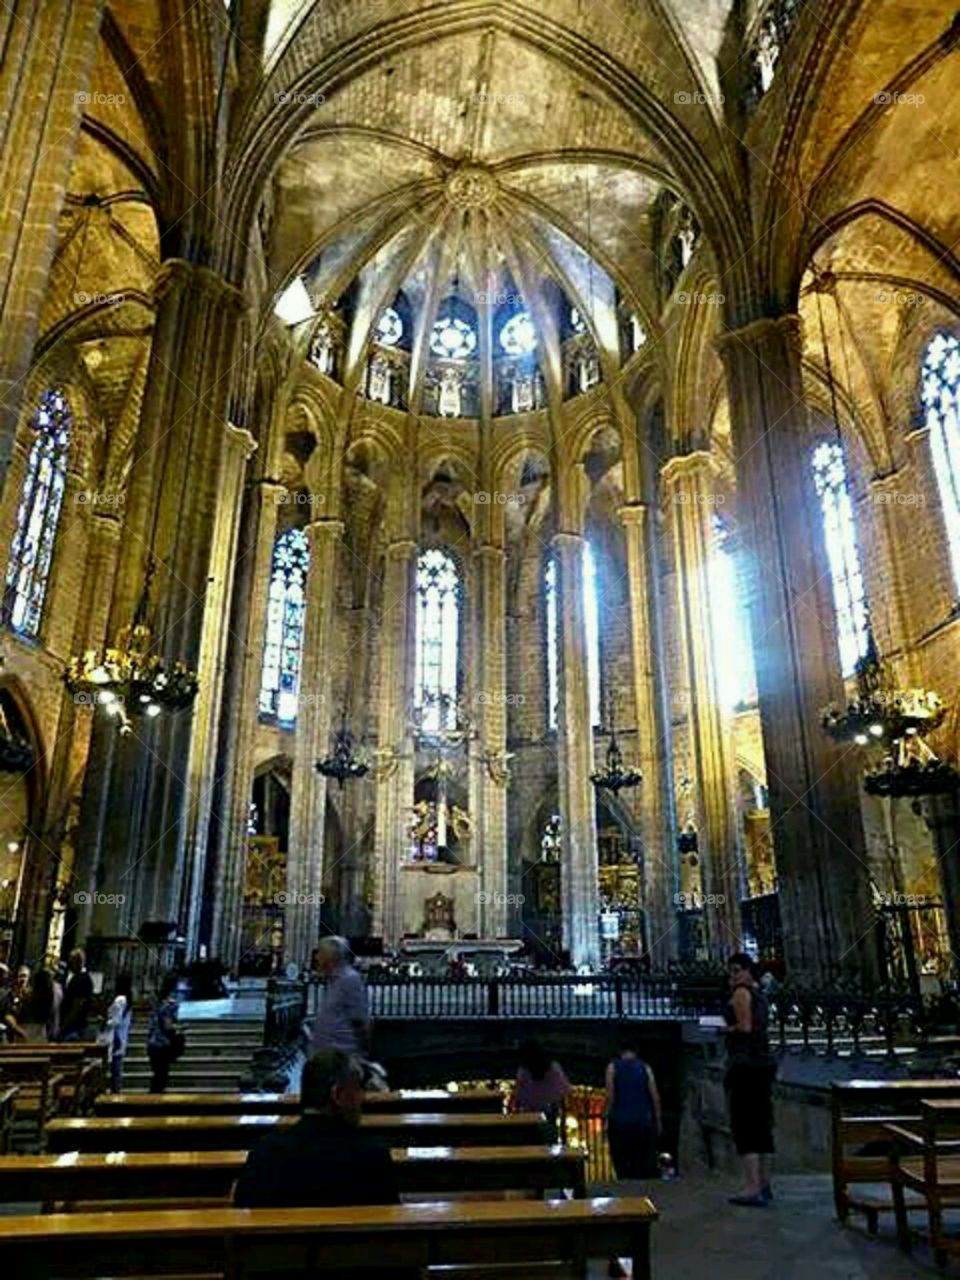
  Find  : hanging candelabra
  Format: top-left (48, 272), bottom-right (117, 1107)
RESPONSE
top-left (591, 694), bottom-right (642, 794)
top-left (316, 713), bottom-right (369, 789)
top-left (64, 559), bottom-right (199, 734)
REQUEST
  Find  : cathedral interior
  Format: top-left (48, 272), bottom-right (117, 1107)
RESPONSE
top-left (1, 0), bottom-right (960, 996)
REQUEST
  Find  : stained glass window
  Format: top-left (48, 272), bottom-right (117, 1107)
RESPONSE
top-left (710, 516), bottom-right (757, 708)
top-left (430, 315), bottom-right (477, 360)
top-left (812, 440), bottom-right (868, 676)
top-left (415, 549), bottom-right (460, 732)
top-left (500, 312), bottom-right (537, 356)
top-left (4, 388), bottom-right (72, 637)
top-left (259, 527), bottom-right (310, 723)
top-left (923, 332), bottom-right (960, 592)
top-left (546, 542), bottom-right (601, 730)
top-left (377, 307), bottom-right (403, 347)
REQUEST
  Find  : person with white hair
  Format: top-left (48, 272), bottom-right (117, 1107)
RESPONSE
top-left (309, 936), bottom-right (370, 1059)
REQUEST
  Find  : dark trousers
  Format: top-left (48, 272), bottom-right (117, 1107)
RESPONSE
top-left (148, 1046), bottom-right (173, 1093)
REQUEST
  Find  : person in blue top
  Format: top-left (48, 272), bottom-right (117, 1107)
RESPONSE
top-left (605, 1039), bottom-right (662, 1278)
top-left (146, 974), bottom-right (181, 1093)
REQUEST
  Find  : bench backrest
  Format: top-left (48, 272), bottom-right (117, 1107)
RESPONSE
top-left (46, 1111), bottom-right (548, 1153)
top-left (95, 1088), bottom-right (503, 1117)
top-left (0, 1195), bottom-right (658, 1278)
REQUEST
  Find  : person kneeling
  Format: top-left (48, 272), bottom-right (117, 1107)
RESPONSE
top-left (234, 1049), bottom-right (399, 1210)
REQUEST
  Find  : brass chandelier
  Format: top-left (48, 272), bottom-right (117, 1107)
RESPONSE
top-left (64, 559), bottom-right (199, 734)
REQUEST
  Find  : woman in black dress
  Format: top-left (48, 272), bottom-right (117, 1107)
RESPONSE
top-left (724, 952), bottom-right (776, 1207)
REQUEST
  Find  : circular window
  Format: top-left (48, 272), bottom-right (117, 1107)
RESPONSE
top-left (500, 312), bottom-right (537, 356)
top-left (431, 315), bottom-right (477, 360)
top-left (377, 307), bottom-right (404, 347)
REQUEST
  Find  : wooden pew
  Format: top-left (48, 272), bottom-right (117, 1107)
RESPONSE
top-left (0, 1086), bottom-right (17, 1154)
top-left (95, 1087), bottom-right (504, 1117)
top-left (0, 1045), bottom-right (104, 1119)
top-left (0, 1058), bottom-right (65, 1147)
top-left (0, 1143), bottom-right (587, 1209)
top-left (887, 1100), bottom-right (960, 1266)
top-left (0, 1195), bottom-right (658, 1279)
top-left (46, 1111), bottom-right (549, 1154)
top-left (832, 1079), bottom-right (960, 1231)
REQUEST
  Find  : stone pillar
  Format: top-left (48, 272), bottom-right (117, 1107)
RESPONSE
top-left (0, 1), bottom-right (103, 488)
top-left (285, 518), bottom-right (343, 967)
top-left (660, 453), bottom-right (739, 953)
top-left (371, 539), bottom-right (417, 943)
top-left (208, 479), bottom-right (285, 970)
top-left (23, 506), bottom-right (122, 956)
top-left (75, 260), bottom-right (246, 944)
top-left (551, 531), bottom-right (600, 969)
top-left (472, 543), bottom-right (509, 935)
top-left (619, 502), bottom-right (675, 961)
top-left (718, 314), bottom-right (874, 981)
top-left (921, 793), bottom-right (960, 975)
top-left (178, 424), bottom-right (257, 955)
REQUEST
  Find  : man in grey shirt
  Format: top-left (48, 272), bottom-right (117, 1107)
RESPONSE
top-left (309, 936), bottom-right (370, 1057)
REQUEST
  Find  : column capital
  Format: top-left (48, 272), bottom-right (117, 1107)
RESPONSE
top-left (305, 518), bottom-right (345, 545)
top-left (473, 542), bottom-right (505, 562)
top-left (714, 312), bottom-right (802, 357)
top-left (617, 502), bottom-right (649, 528)
top-left (225, 423), bottom-right (257, 460)
top-left (385, 538), bottom-right (418, 561)
top-left (550, 530), bottom-right (586, 552)
top-left (153, 259), bottom-right (246, 313)
top-left (659, 449), bottom-right (721, 487)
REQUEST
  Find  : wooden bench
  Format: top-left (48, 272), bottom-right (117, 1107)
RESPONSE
top-left (0, 1195), bottom-right (658, 1278)
top-left (46, 1111), bottom-right (549, 1154)
top-left (94, 1087), bottom-right (504, 1117)
top-left (0, 1086), bottom-right (17, 1154)
top-left (0, 1058), bottom-right (65, 1147)
top-left (0, 1045), bottom-right (104, 1119)
top-left (0, 1143), bottom-right (587, 1209)
top-left (832, 1080), bottom-right (960, 1231)
top-left (887, 1100), bottom-right (960, 1265)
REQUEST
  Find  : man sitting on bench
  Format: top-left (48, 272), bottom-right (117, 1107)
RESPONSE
top-left (234, 1049), bottom-right (400, 1209)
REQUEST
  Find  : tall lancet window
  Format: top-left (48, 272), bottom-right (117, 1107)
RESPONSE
top-left (812, 440), bottom-right (868, 676)
top-left (4, 387), bottom-right (72, 637)
top-left (923, 332), bottom-right (960, 592)
top-left (415, 548), bottom-right (460, 732)
top-left (710, 515), bottom-right (757, 708)
top-left (260, 527), bottom-right (310, 724)
top-left (545, 541), bottom-right (601, 731)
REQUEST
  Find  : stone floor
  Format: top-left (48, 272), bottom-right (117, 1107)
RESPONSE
top-left (594, 1172), bottom-right (945, 1278)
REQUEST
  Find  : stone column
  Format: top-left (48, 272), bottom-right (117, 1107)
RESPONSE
top-left (619, 502), bottom-right (675, 961)
top-left (24, 506), bottom-right (122, 955)
top-left (371, 539), bottom-right (417, 943)
top-left (208, 479), bottom-right (285, 970)
top-left (75, 260), bottom-right (246, 945)
top-left (660, 453), bottom-right (740, 953)
top-left (472, 543), bottom-right (509, 935)
top-left (718, 314), bottom-right (874, 981)
top-left (178, 424), bottom-right (257, 955)
top-left (921, 793), bottom-right (960, 975)
top-left (0, 1), bottom-right (103, 488)
top-left (551, 531), bottom-right (600, 969)
top-left (285, 518), bottom-right (343, 967)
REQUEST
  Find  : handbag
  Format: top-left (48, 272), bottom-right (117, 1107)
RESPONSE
top-left (169, 1029), bottom-right (187, 1061)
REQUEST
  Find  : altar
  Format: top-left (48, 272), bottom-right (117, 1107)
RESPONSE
top-left (398, 861), bottom-right (481, 939)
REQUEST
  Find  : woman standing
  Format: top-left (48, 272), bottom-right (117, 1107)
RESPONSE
top-left (146, 975), bottom-right (182, 1093)
top-left (19, 967), bottom-right (59, 1041)
top-left (103, 974), bottom-right (133, 1092)
top-left (509, 1040), bottom-right (571, 1141)
top-left (605, 1042), bottom-right (662, 1279)
top-left (724, 951), bottom-right (777, 1207)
